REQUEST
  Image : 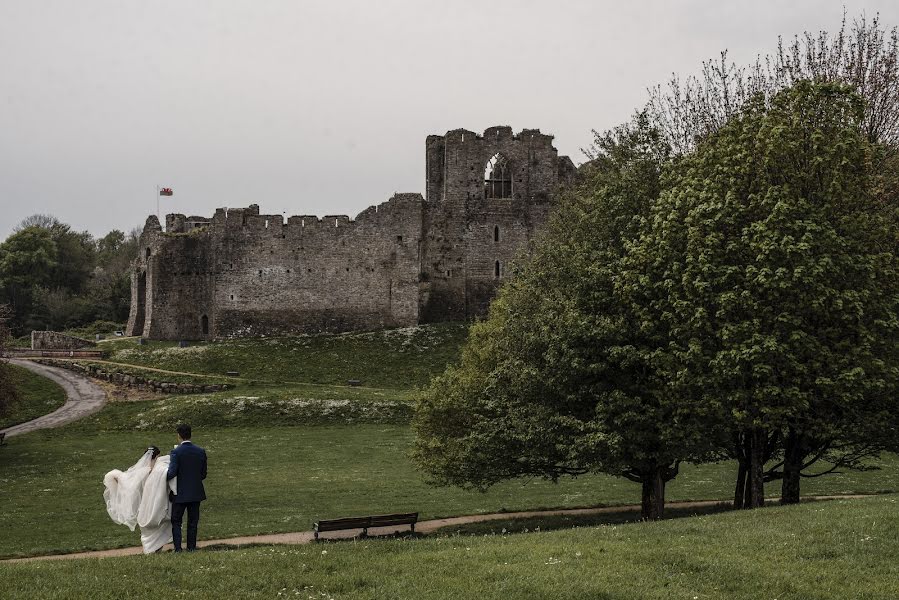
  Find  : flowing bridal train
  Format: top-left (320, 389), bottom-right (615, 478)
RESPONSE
top-left (103, 447), bottom-right (177, 553)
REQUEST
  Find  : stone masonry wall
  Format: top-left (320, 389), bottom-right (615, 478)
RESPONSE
top-left (129, 195), bottom-right (424, 340)
top-left (420, 126), bottom-right (575, 320)
top-left (31, 331), bottom-right (97, 350)
top-left (127, 126), bottom-right (574, 340)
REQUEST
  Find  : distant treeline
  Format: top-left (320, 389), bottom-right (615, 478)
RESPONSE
top-left (0, 214), bottom-right (139, 336)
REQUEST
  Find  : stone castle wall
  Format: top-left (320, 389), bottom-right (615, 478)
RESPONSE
top-left (127, 126), bottom-right (575, 340)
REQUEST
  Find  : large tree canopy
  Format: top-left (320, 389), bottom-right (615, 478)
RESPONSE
top-left (631, 80), bottom-right (899, 507)
top-left (413, 115), bottom-right (719, 520)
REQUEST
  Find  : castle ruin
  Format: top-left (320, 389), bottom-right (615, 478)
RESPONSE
top-left (126, 126), bottom-right (576, 340)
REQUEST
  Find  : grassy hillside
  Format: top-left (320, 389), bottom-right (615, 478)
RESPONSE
top-left (2, 495), bottom-right (896, 599)
top-left (100, 323), bottom-right (468, 389)
top-left (77, 385), bottom-right (415, 429)
top-left (0, 364), bottom-right (67, 429)
top-left (2, 408), bottom-right (897, 559)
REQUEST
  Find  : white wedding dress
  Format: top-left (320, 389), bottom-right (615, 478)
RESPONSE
top-left (103, 449), bottom-right (177, 553)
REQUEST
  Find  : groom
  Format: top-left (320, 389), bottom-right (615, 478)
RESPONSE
top-left (166, 423), bottom-right (208, 552)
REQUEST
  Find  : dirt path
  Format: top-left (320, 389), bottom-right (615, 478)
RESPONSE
top-left (0, 359), bottom-right (107, 438)
top-left (2, 495), bottom-right (872, 563)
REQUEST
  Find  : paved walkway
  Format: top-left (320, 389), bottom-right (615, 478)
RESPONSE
top-left (2, 495), bottom-right (871, 563)
top-left (0, 359), bottom-right (107, 438)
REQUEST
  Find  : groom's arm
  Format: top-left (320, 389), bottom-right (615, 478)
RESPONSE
top-left (201, 450), bottom-right (207, 480)
top-left (166, 449), bottom-right (179, 480)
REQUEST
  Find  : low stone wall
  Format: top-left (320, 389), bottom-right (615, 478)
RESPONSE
top-left (4, 349), bottom-right (105, 359)
top-left (33, 360), bottom-right (234, 395)
top-left (31, 331), bottom-right (97, 350)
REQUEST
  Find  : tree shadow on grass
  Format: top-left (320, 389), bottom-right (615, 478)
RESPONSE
top-left (430, 502), bottom-right (736, 537)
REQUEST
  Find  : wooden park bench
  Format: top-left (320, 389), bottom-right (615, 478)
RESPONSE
top-left (313, 512), bottom-right (418, 541)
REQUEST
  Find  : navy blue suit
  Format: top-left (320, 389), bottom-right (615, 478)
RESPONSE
top-left (166, 441), bottom-right (207, 551)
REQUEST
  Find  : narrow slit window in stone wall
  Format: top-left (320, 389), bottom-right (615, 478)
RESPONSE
top-left (494, 225), bottom-right (500, 242)
top-left (494, 260), bottom-right (501, 278)
top-left (201, 315), bottom-right (209, 335)
top-left (485, 154), bottom-right (512, 199)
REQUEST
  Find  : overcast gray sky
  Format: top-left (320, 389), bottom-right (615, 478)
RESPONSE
top-left (2, 0), bottom-right (898, 239)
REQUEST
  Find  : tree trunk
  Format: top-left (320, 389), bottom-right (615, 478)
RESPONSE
top-left (742, 468), bottom-right (753, 509)
top-left (747, 428), bottom-right (766, 508)
top-left (640, 467), bottom-right (666, 520)
top-left (733, 432), bottom-right (752, 509)
top-left (733, 458), bottom-right (747, 509)
top-left (781, 427), bottom-right (803, 505)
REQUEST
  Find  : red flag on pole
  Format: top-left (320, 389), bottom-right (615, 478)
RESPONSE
top-left (159, 188), bottom-right (173, 196)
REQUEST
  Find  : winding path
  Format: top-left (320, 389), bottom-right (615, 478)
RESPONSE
top-left (1, 495), bottom-right (872, 563)
top-left (0, 359), bottom-right (107, 438)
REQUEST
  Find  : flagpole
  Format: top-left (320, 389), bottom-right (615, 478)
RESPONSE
top-left (156, 185), bottom-right (160, 223)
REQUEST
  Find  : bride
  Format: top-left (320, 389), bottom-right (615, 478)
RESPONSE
top-left (103, 446), bottom-right (177, 553)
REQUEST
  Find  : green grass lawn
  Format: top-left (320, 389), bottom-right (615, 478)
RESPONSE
top-left (0, 364), bottom-right (67, 429)
top-left (1, 494), bottom-right (896, 599)
top-left (75, 385), bottom-right (414, 430)
top-left (99, 323), bottom-right (468, 388)
top-left (1, 413), bottom-right (896, 559)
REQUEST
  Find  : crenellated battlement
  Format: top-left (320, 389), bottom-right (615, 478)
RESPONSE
top-left (162, 193), bottom-right (426, 238)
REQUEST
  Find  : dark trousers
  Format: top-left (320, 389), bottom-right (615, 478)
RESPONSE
top-left (171, 501), bottom-right (201, 551)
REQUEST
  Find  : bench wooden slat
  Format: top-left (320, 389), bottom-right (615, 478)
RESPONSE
top-left (313, 512), bottom-right (418, 540)
top-left (315, 517), bottom-right (371, 532)
top-left (369, 513), bottom-right (418, 528)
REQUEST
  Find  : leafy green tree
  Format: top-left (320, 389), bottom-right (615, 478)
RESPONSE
top-left (0, 304), bottom-right (19, 417)
top-left (91, 228), bottom-right (139, 323)
top-left (631, 81), bottom-right (899, 508)
top-left (414, 115), bottom-right (719, 520)
top-left (0, 227), bottom-right (58, 331)
top-left (1, 217), bottom-right (137, 332)
top-left (47, 224), bottom-right (95, 294)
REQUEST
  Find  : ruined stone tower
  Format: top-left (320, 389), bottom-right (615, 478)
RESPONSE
top-left (126, 126), bottom-right (575, 340)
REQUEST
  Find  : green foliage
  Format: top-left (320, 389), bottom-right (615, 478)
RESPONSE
top-left (0, 218), bottom-right (138, 334)
top-left (1, 495), bottom-right (898, 599)
top-left (414, 115), bottom-right (716, 518)
top-left (0, 227), bottom-right (57, 289)
top-left (631, 81), bottom-right (899, 504)
top-left (0, 305), bottom-right (19, 414)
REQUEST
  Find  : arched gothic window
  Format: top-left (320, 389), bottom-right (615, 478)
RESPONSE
top-left (484, 154), bottom-right (512, 199)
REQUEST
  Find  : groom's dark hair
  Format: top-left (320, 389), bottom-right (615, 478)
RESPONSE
top-left (176, 423), bottom-right (192, 440)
